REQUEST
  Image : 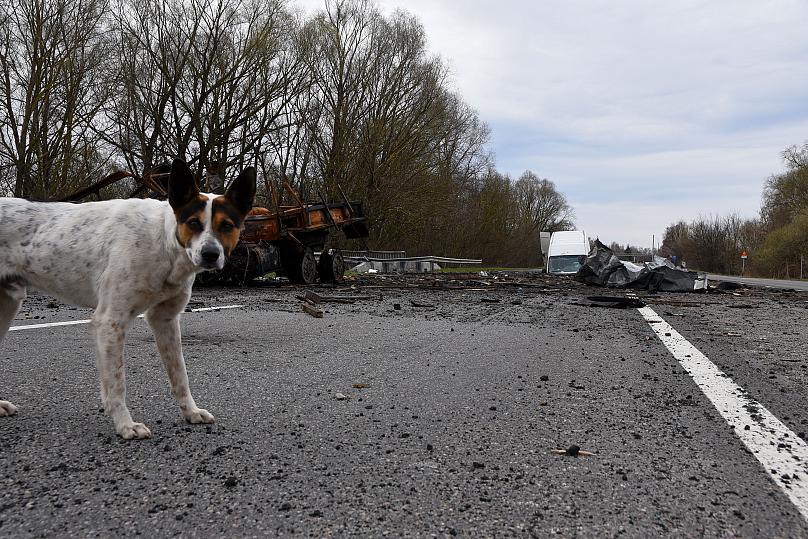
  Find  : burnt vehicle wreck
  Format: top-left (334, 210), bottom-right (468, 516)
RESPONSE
top-left (60, 166), bottom-right (369, 285)
top-left (217, 180), bottom-right (368, 285)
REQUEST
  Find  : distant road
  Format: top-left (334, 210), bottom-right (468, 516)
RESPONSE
top-left (708, 274), bottom-right (808, 291)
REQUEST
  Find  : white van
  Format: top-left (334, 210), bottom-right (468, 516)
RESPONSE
top-left (541, 230), bottom-right (589, 274)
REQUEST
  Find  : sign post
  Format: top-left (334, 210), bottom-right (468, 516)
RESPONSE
top-left (740, 250), bottom-right (748, 276)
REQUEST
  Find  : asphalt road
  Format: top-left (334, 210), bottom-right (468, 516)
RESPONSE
top-left (2, 276), bottom-right (808, 537)
top-left (709, 273), bottom-right (808, 291)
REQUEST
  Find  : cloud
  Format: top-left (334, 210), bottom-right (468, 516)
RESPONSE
top-left (295, 0), bottom-right (808, 246)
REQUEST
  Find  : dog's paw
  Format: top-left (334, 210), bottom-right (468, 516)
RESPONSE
top-left (117, 422), bottom-right (152, 440)
top-left (0, 400), bottom-right (17, 417)
top-left (185, 408), bottom-right (215, 424)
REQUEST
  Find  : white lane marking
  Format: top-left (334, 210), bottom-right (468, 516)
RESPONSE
top-left (639, 305), bottom-right (808, 522)
top-left (8, 319), bottom-right (92, 331)
top-left (187, 305), bottom-right (244, 313)
top-left (8, 304), bottom-right (244, 332)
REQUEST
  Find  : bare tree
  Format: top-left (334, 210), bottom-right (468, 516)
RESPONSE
top-left (304, 0), bottom-right (378, 195)
top-left (0, 0), bottom-right (110, 199)
top-left (761, 142), bottom-right (808, 230)
top-left (513, 171), bottom-right (574, 233)
top-left (102, 0), bottom-right (303, 183)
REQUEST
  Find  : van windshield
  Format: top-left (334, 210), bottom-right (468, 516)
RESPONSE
top-left (548, 255), bottom-right (583, 274)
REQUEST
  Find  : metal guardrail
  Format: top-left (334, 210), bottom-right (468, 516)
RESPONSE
top-left (341, 250), bottom-right (407, 260)
top-left (343, 255), bottom-right (482, 265)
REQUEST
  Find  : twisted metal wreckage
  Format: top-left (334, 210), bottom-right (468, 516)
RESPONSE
top-left (576, 240), bottom-right (707, 292)
top-left (60, 165), bottom-right (369, 286)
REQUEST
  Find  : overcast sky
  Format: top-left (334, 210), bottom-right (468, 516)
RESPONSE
top-left (297, 0), bottom-right (808, 248)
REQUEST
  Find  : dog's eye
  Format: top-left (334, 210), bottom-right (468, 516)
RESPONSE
top-left (187, 219), bottom-right (203, 232)
top-left (220, 221), bottom-right (235, 233)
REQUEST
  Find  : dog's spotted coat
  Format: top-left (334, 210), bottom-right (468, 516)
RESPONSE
top-left (0, 160), bottom-right (255, 439)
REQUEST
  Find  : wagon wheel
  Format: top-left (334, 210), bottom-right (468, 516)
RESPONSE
top-left (318, 249), bottom-right (346, 283)
top-left (299, 248), bottom-right (318, 284)
top-left (331, 250), bottom-right (345, 282)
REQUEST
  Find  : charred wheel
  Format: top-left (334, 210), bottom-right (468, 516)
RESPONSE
top-left (318, 249), bottom-right (346, 283)
top-left (283, 246), bottom-right (318, 285)
top-left (299, 248), bottom-right (318, 284)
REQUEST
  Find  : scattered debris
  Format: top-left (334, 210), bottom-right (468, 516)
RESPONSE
top-left (551, 445), bottom-right (595, 457)
top-left (481, 297), bottom-right (500, 303)
top-left (716, 281), bottom-right (743, 291)
top-left (352, 383), bottom-right (370, 389)
top-left (410, 300), bottom-right (436, 309)
top-left (302, 290), bottom-right (380, 304)
top-left (334, 393), bottom-right (348, 400)
top-left (577, 296), bottom-right (645, 309)
top-left (393, 303), bottom-right (402, 310)
top-left (302, 304), bottom-right (324, 318)
top-left (304, 290), bottom-right (323, 304)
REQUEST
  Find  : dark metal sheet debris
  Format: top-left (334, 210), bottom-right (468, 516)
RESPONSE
top-left (576, 240), bottom-right (707, 292)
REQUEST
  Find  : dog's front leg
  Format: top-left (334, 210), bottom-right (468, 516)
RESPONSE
top-left (93, 312), bottom-right (151, 439)
top-left (146, 300), bottom-right (214, 425)
top-left (0, 278), bottom-right (25, 417)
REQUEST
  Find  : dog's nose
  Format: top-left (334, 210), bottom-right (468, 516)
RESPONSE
top-left (201, 248), bottom-right (220, 264)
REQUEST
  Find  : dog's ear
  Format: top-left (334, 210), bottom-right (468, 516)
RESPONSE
top-left (168, 159), bottom-right (200, 210)
top-left (225, 166), bottom-right (257, 218)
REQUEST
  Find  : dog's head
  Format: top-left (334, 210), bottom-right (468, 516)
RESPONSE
top-left (168, 159), bottom-right (256, 271)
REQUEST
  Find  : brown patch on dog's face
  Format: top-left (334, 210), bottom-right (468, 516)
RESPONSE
top-left (174, 195), bottom-right (209, 248)
top-left (211, 197), bottom-right (244, 256)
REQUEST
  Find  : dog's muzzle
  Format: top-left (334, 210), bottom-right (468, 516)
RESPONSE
top-left (199, 245), bottom-right (223, 270)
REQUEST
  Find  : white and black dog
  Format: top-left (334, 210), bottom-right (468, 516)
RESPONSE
top-left (0, 159), bottom-right (255, 439)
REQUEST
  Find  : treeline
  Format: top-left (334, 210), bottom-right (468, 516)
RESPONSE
top-left (659, 142), bottom-right (808, 277)
top-left (607, 242), bottom-right (651, 256)
top-left (0, 0), bottom-right (573, 266)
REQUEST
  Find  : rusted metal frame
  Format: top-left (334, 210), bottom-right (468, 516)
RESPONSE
top-left (317, 191), bottom-right (340, 235)
top-left (283, 180), bottom-right (306, 210)
top-left (285, 231), bottom-right (305, 247)
top-left (285, 224), bottom-right (338, 234)
top-left (141, 172), bottom-right (169, 196)
top-left (281, 179), bottom-right (310, 230)
top-left (58, 166), bottom-right (172, 202)
top-left (58, 170), bottom-right (136, 202)
top-left (266, 176), bottom-right (285, 247)
top-left (337, 184), bottom-right (355, 218)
